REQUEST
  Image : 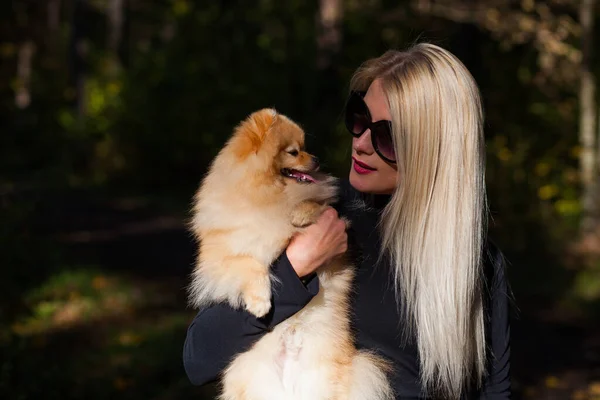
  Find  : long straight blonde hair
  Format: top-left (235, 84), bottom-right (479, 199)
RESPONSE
top-left (350, 43), bottom-right (488, 399)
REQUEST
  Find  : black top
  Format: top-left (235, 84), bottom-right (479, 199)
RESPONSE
top-left (183, 182), bottom-right (511, 399)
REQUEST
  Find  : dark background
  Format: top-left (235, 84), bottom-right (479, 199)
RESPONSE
top-left (1, 0), bottom-right (600, 399)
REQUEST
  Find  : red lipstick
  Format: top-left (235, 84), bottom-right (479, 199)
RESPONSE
top-left (352, 157), bottom-right (376, 175)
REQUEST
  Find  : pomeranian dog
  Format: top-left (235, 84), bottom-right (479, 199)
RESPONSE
top-left (188, 109), bottom-right (392, 400)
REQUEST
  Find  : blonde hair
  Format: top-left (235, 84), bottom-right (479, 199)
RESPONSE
top-left (351, 43), bottom-right (488, 398)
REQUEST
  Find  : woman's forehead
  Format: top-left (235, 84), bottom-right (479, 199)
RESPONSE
top-left (364, 79), bottom-right (392, 121)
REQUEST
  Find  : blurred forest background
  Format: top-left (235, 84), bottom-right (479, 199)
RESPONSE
top-left (2, 0), bottom-right (600, 399)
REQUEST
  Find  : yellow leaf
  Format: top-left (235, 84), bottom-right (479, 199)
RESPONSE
top-left (107, 81), bottom-right (121, 96)
top-left (497, 147), bottom-right (512, 162)
top-left (538, 184), bottom-right (558, 200)
top-left (522, 0), bottom-right (535, 12)
top-left (589, 381), bottom-right (600, 395)
top-left (545, 375), bottom-right (560, 388)
top-left (485, 9), bottom-right (500, 25)
top-left (173, 0), bottom-right (190, 16)
top-left (555, 199), bottom-right (580, 216)
top-left (535, 162), bottom-right (550, 177)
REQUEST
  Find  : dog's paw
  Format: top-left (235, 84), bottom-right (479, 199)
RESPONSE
top-left (245, 297), bottom-right (271, 318)
top-left (290, 213), bottom-right (314, 228)
top-left (243, 278), bottom-right (272, 318)
top-left (290, 201), bottom-right (326, 228)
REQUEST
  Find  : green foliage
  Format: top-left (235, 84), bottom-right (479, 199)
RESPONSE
top-left (572, 262), bottom-right (600, 302)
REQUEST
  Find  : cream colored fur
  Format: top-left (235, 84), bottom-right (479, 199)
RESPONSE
top-left (188, 109), bottom-right (392, 400)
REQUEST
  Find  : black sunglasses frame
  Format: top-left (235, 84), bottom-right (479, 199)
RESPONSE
top-left (344, 91), bottom-right (396, 164)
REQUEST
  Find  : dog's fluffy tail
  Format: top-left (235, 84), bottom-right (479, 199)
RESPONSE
top-left (348, 350), bottom-right (394, 400)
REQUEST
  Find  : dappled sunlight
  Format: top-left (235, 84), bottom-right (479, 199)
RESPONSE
top-left (572, 265), bottom-right (600, 302)
top-left (12, 269), bottom-right (146, 336)
top-left (521, 374), bottom-right (600, 400)
top-left (2, 266), bottom-right (199, 400)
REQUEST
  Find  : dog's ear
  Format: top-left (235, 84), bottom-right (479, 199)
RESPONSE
top-left (250, 108), bottom-right (277, 138)
top-left (233, 108), bottom-right (277, 158)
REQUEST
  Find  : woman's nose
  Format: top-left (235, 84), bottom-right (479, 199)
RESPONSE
top-left (353, 130), bottom-right (374, 154)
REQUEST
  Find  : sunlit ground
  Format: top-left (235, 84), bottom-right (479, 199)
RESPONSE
top-left (0, 192), bottom-right (219, 400)
top-left (1, 267), bottom-right (205, 399)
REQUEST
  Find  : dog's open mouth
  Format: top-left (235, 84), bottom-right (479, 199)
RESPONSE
top-left (281, 168), bottom-right (317, 184)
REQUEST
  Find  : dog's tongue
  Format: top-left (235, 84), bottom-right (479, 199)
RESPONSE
top-left (290, 170), bottom-right (316, 183)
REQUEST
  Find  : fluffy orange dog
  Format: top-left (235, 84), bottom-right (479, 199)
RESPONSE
top-left (188, 109), bottom-right (392, 400)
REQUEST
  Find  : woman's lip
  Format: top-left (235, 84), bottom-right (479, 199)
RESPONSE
top-left (352, 158), bottom-right (376, 175)
top-left (352, 157), bottom-right (376, 171)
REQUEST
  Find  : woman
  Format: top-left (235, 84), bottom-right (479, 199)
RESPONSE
top-left (183, 43), bottom-right (511, 399)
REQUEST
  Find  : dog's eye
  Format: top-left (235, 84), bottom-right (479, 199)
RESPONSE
top-left (287, 150), bottom-right (299, 157)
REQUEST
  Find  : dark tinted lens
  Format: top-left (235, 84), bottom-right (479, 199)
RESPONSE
top-left (352, 113), bottom-right (369, 135)
top-left (345, 95), bottom-right (369, 136)
top-left (373, 123), bottom-right (395, 161)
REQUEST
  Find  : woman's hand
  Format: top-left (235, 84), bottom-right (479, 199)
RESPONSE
top-left (285, 207), bottom-right (348, 278)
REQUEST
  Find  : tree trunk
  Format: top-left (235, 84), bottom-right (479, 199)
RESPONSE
top-left (316, 0), bottom-right (342, 70)
top-left (15, 41), bottom-right (35, 109)
top-left (48, 0), bottom-right (61, 32)
top-left (70, 0), bottom-right (88, 120)
top-left (46, 0), bottom-right (62, 62)
top-left (107, 0), bottom-right (124, 70)
top-left (121, 0), bottom-right (131, 68)
top-left (579, 0), bottom-right (597, 235)
top-left (598, 106), bottom-right (600, 172)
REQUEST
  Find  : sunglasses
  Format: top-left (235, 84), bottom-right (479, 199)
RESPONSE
top-left (344, 91), bottom-right (396, 163)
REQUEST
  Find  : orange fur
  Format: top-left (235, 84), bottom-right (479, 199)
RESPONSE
top-left (231, 109), bottom-right (276, 158)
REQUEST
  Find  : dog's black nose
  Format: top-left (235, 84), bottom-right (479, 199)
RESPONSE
top-left (312, 156), bottom-right (320, 168)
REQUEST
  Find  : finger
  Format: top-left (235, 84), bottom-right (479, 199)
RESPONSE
top-left (336, 243), bottom-right (348, 255)
top-left (322, 207), bottom-right (338, 220)
top-left (335, 219), bottom-right (347, 233)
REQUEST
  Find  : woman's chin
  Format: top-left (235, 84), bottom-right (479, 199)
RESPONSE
top-left (349, 170), bottom-right (374, 193)
top-left (349, 169), bottom-right (396, 195)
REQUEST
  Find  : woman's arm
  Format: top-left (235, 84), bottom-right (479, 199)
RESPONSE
top-left (183, 203), bottom-right (349, 386)
top-left (183, 252), bottom-right (319, 385)
top-left (480, 244), bottom-right (512, 399)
